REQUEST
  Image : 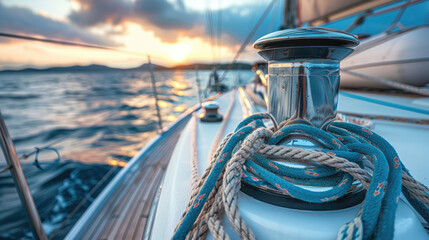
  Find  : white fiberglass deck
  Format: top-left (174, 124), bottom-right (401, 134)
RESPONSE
top-left (338, 91), bottom-right (429, 186)
top-left (152, 89), bottom-right (429, 239)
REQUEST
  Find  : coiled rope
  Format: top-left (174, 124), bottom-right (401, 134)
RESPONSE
top-left (173, 113), bottom-right (429, 240)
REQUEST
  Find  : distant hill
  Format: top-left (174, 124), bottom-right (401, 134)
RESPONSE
top-left (0, 62), bottom-right (252, 74)
top-left (170, 63), bottom-right (252, 70)
top-left (127, 63), bottom-right (168, 71)
top-left (0, 64), bottom-right (119, 73)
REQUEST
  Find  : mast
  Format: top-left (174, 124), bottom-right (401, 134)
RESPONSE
top-left (283, 0), bottom-right (298, 29)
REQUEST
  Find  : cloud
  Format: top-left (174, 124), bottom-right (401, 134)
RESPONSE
top-left (0, 0), bottom-right (282, 56)
top-left (0, 1), bottom-right (116, 46)
top-left (69, 0), bottom-right (200, 30)
top-left (68, 0), bottom-right (202, 42)
top-left (68, 0), bottom-right (281, 45)
top-left (68, 0), bottom-right (131, 27)
top-left (133, 0), bottom-right (200, 29)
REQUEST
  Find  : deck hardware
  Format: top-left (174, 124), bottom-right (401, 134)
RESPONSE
top-left (199, 101), bottom-right (223, 122)
top-left (254, 28), bottom-right (359, 128)
top-left (0, 111), bottom-right (47, 239)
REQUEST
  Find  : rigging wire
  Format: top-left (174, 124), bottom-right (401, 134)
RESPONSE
top-left (339, 91), bottom-right (429, 115)
top-left (0, 32), bottom-right (114, 50)
top-left (219, 0), bottom-right (277, 82)
top-left (368, 0), bottom-right (425, 17)
top-left (0, 32), bottom-right (169, 65)
top-left (385, 0), bottom-right (409, 33)
top-left (269, 0), bottom-right (280, 32)
top-left (205, 0), bottom-right (216, 66)
top-left (217, 0), bottom-right (222, 65)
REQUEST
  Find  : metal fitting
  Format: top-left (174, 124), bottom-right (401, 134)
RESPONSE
top-left (254, 28), bottom-right (359, 128)
top-left (200, 101), bottom-right (223, 122)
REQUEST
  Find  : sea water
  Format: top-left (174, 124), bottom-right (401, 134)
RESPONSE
top-left (0, 69), bottom-right (253, 239)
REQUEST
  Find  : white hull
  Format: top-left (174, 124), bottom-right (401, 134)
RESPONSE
top-left (341, 26), bottom-right (429, 89)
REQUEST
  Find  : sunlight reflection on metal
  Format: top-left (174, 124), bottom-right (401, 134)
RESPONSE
top-left (256, 69), bottom-right (268, 87)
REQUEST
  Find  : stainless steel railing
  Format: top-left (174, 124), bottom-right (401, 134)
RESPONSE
top-left (255, 69), bottom-right (268, 88)
top-left (0, 110), bottom-right (47, 240)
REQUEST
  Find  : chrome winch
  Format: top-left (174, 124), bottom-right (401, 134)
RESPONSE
top-left (253, 28), bottom-right (359, 128)
top-left (242, 28), bottom-right (363, 211)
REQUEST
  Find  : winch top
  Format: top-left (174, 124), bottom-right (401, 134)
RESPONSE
top-left (253, 28), bottom-right (359, 50)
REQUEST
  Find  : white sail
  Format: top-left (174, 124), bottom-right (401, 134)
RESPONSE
top-left (299, 0), bottom-right (398, 25)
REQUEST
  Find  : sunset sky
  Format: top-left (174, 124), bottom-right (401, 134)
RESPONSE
top-left (1, 0), bottom-right (427, 70)
top-left (0, 0), bottom-right (284, 69)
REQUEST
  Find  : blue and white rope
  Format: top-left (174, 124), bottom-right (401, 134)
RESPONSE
top-left (173, 113), bottom-right (429, 240)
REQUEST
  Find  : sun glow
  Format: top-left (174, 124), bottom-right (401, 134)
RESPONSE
top-left (70, 0), bottom-right (82, 11)
top-left (168, 43), bottom-right (190, 63)
top-left (0, 21), bottom-right (242, 70)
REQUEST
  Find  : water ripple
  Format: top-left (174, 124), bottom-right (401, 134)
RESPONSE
top-left (0, 69), bottom-right (253, 239)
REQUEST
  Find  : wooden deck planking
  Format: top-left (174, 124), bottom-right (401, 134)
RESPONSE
top-left (77, 118), bottom-right (187, 240)
top-left (123, 160), bottom-right (168, 239)
top-left (88, 165), bottom-right (154, 240)
top-left (102, 166), bottom-right (156, 240)
top-left (111, 167), bottom-right (162, 240)
top-left (130, 169), bottom-right (164, 239)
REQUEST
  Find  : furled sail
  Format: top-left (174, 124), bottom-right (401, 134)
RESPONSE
top-left (299, 0), bottom-right (399, 25)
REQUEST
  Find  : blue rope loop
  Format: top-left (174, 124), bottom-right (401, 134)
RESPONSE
top-left (173, 113), bottom-right (429, 240)
top-left (33, 146), bottom-right (61, 170)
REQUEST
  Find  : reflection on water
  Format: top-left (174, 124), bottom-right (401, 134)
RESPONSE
top-left (174, 105), bottom-right (186, 112)
top-left (171, 89), bottom-right (185, 96)
top-left (0, 70), bottom-right (252, 164)
top-left (158, 99), bottom-right (173, 108)
top-left (0, 69), bottom-right (253, 239)
top-left (169, 80), bottom-right (189, 90)
top-left (166, 115), bottom-right (177, 122)
top-left (106, 157), bottom-right (127, 167)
